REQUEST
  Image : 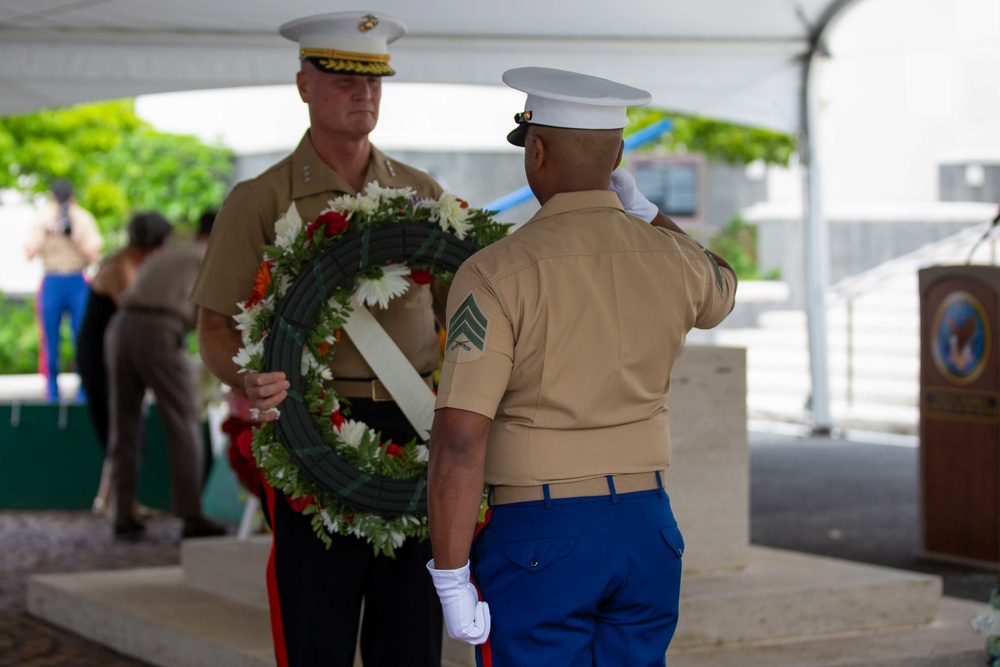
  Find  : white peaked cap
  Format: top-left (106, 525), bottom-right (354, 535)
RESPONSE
top-left (502, 67), bottom-right (651, 146)
top-left (279, 11), bottom-right (406, 76)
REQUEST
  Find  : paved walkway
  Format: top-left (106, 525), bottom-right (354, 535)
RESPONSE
top-left (0, 426), bottom-right (995, 666)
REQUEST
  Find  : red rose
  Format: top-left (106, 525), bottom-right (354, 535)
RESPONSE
top-left (320, 210), bottom-right (350, 237)
top-left (306, 211), bottom-right (349, 241)
top-left (410, 268), bottom-right (433, 285)
top-left (330, 411), bottom-right (346, 429)
top-left (288, 494), bottom-right (314, 512)
top-left (235, 429), bottom-right (254, 459)
top-left (220, 415), bottom-right (243, 437)
top-left (385, 444), bottom-right (405, 458)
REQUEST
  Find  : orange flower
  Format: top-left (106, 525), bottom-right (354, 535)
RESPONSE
top-left (456, 197), bottom-right (470, 209)
top-left (245, 261), bottom-right (272, 308)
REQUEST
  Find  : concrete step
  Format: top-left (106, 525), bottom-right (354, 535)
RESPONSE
top-left (181, 539), bottom-right (947, 647)
top-left (746, 397), bottom-right (918, 434)
top-left (717, 329), bottom-right (920, 356)
top-left (742, 350), bottom-right (918, 382)
top-left (27, 563), bottom-right (476, 667)
top-left (744, 373), bottom-right (918, 406)
top-left (668, 596), bottom-right (984, 667)
top-left (27, 544), bottom-right (972, 666)
top-left (27, 567), bottom-right (274, 667)
top-left (29, 567), bottom-right (983, 667)
top-left (675, 546), bottom-right (943, 648)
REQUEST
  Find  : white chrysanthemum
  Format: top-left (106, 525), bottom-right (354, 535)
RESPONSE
top-left (335, 419), bottom-right (376, 448)
top-left (355, 263), bottom-right (411, 309)
top-left (429, 193), bottom-right (472, 239)
top-left (301, 348), bottom-right (334, 381)
top-left (248, 406), bottom-right (280, 421)
top-left (319, 509), bottom-right (336, 532)
top-left (327, 195), bottom-right (355, 215)
top-left (233, 302), bottom-right (258, 332)
top-left (232, 338), bottom-right (265, 371)
top-left (366, 181), bottom-right (415, 202)
top-left (274, 213), bottom-right (302, 250)
top-left (274, 274), bottom-right (292, 299)
top-left (414, 445), bottom-right (429, 463)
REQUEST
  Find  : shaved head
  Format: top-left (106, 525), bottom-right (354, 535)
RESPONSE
top-left (523, 126), bottom-right (625, 202)
top-left (534, 126), bottom-right (624, 175)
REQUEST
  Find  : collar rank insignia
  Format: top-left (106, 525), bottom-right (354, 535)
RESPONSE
top-left (446, 292), bottom-right (489, 363)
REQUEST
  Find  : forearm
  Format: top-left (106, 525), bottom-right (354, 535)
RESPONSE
top-left (197, 307), bottom-right (245, 391)
top-left (428, 408), bottom-right (490, 570)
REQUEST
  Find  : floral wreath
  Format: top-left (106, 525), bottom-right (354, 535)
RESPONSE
top-left (232, 182), bottom-right (509, 557)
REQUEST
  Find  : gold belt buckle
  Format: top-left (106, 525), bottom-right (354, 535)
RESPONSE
top-left (371, 379), bottom-right (393, 402)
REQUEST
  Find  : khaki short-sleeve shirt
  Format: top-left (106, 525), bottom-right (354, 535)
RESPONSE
top-left (190, 132), bottom-right (445, 377)
top-left (123, 241), bottom-right (207, 330)
top-left (434, 190), bottom-right (736, 486)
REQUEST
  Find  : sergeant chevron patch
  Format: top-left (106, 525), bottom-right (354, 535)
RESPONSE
top-left (446, 292), bottom-right (489, 363)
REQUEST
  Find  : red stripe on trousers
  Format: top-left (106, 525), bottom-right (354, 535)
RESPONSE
top-left (471, 508), bottom-right (493, 667)
top-left (263, 481), bottom-right (289, 667)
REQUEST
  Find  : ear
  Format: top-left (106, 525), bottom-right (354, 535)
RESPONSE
top-left (296, 69), bottom-right (309, 103)
top-left (613, 140), bottom-right (625, 170)
top-left (528, 134), bottom-right (546, 173)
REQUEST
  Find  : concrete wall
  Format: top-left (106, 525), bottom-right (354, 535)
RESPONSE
top-left (940, 163), bottom-right (1000, 205)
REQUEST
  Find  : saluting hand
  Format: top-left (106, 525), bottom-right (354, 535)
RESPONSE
top-left (243, 370), bottom-right (290, 423)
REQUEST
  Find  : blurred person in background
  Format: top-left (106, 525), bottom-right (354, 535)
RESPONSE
top-left (77, 211), bottom-right (173, 516)
top-left (24, 179), bottom-right (103, 402)
top-left (107, 211), bottom-right (226, 541)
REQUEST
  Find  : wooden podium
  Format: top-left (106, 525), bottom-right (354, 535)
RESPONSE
top-left (919, 265), bottom-right (1000, 567)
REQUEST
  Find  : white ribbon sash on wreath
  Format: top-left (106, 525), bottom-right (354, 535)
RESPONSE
top-left (285, 202), bottom-right (436, 441)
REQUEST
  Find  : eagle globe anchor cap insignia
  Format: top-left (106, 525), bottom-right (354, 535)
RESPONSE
top-left (359, 13), bottom-right (379, 32)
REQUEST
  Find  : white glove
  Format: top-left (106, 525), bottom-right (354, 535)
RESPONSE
top-left (610, 167), bottom-right (659, 223)
top-left (427, 559), bottom-right (491, 645)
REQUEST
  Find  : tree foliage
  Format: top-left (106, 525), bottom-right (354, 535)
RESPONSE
top-left (0, 100), bottom-right (233, 241)
top-left (627, 108), bottom-right (796, 167)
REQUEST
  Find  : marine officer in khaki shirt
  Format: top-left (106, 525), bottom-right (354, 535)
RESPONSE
top-left (427, 68), bottom-right (737, 666)
top-left (190, 11), bottom-right (444, 667)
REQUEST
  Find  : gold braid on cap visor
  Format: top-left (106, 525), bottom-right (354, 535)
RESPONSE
top-left (300, 48), bottom-right (395, 76)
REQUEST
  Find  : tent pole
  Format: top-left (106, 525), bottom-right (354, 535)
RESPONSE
top-left (799, 0), bottom-right (864, 436)
top-left (801, 46), bottom-right (833, 436)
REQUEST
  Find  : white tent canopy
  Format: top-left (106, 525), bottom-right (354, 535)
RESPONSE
top-left (1, 0), bottom-right (853, 132)
top-left (0, 0), bottom-right (861, 432)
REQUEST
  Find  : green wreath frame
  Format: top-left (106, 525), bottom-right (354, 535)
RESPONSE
top-left (264, 221), bottom-right (481, 517)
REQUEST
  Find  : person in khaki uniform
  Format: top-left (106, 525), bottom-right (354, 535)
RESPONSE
top-left (107, 212), bottom-right (225, 542)
top-left (190, 11), bottom-right (444, 667)
top-left (426, 68), bottom-right (738, 666)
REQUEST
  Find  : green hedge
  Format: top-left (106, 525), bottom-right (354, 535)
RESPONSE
top-left (0, 294), bottom-right (75, 375)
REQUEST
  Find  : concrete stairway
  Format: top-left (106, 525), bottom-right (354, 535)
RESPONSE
top-left (717, 222), bottom-right (1000, 436)
top-left (717, 280), bottom-right (922, 435)
top-left (27, 536), bottom-right (985, 667)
